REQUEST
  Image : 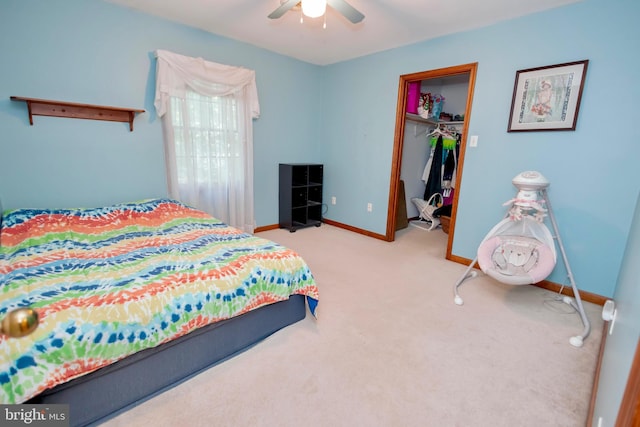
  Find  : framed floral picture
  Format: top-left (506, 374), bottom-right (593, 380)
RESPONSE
top-left (507, 60), bottom-right (589, 132)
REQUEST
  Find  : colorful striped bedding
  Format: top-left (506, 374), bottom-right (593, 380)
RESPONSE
top-left (0, 199), bottom-right (319, 404)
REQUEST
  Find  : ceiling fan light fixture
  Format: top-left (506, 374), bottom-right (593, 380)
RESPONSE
top-left (301, 0), bottom-right (327, 18)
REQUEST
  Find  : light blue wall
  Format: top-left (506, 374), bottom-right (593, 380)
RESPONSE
top-left (592, 192), bottom-right (640, 425)
top-left (0, 0), bottom-right (322, 226)
top-left (1, 0), bottom-right (638, 299)
top-left (320, 0), bottom-right (640, 298)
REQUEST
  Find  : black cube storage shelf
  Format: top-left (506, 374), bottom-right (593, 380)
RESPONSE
top-left (279, 163), bottom-right (323, 232)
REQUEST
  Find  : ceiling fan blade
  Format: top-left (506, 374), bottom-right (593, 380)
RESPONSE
top-left (327, 0), bottom-right (365, 23)
top-left (268, 0), bottom-right (300, 19)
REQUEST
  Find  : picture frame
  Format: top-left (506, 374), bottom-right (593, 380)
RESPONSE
top-left (507, 60), bottom-right (588, 132)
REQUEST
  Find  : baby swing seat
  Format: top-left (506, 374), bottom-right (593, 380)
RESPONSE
top-left (453, 171), bottom-right (591, 347)
top-left (477, 216), bottom-right (556, 286)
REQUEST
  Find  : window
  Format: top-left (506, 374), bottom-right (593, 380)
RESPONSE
top-left (154, 50), bottom-right (259, 233)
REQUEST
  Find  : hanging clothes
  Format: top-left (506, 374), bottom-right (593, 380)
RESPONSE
top-left (441, 145), bottom-right (456, 205)
top-left (421, 146), bottom-right (434, 183)
top-left (423, 135), bottom-right (444, 200)
top-left (443, 148), bottom-right (455, 183)
top-left (442, 188), bottom-right (455, 206)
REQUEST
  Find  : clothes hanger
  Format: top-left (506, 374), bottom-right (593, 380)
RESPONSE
top-left (427, 123), bottom-right (457, 139)
top-left (427, 123), bottom-right (446, 137)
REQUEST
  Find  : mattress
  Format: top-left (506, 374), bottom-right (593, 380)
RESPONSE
top-left (0, 198), bottom-right (319, 405)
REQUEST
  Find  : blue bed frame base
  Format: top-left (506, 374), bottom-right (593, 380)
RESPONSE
top-left (27, 294), bottom-right (307, 427)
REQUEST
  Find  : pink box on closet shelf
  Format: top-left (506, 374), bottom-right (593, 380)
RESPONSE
top-left (406, 82), bottom-right (420, 114)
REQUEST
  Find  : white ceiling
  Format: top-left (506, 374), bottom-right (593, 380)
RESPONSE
top-left (106, 0), bottom-right (581, 66)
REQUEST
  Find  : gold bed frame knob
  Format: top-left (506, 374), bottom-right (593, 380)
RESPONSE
top-left (1, 307), bottom-right (39, 338)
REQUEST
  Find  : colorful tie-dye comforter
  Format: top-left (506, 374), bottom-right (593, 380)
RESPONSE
top-left (0, 199), bottom-right (319, 404)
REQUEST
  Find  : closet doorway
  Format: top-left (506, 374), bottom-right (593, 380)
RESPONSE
top-left (385, 63), bottom-right (477, 261)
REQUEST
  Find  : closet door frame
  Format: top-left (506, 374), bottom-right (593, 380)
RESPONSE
top-left (385, 63), bottom-right (478, 260)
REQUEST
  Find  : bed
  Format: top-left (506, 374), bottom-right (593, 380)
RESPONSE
top-left (0, 198), bottom-right (319, 426)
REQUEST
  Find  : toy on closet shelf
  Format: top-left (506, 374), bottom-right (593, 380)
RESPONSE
top-left (417, 92), bottom-right (430, 118)
top-left (431, 94), bottom-right (445, 120)
top-left (417, 93), bottom-right (445, 120)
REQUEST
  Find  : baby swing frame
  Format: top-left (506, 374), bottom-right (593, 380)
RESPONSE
top-left (410, 193), bottom-right (443, 231)
top-left (453, 187), bottom-right (591, 348)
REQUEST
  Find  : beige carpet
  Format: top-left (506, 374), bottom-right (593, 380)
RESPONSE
top-left (104, 224), bottom-right (604, 427)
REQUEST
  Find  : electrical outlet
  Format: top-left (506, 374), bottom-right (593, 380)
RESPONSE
top-left (367, 203), bottom-right (372, 212)
top-left (331, 196), bottom-right (336, 205)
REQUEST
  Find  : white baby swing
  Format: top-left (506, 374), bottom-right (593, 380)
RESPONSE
top-left (453, 171), bottom-right (591, 347)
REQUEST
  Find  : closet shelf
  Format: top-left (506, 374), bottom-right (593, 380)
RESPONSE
top-left (10, 96), bottom-right (145, 131)
top-left (406, 113), bottom-right (463, 126)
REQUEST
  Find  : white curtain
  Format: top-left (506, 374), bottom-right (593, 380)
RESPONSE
top-left (154, 49), bottom-right (260, 233)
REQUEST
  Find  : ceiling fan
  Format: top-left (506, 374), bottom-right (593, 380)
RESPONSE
top-left (268, 0), bottom-right (365, 24)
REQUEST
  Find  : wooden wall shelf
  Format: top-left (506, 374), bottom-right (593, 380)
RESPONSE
top-left (10, 96), bottom-right (145, 131)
